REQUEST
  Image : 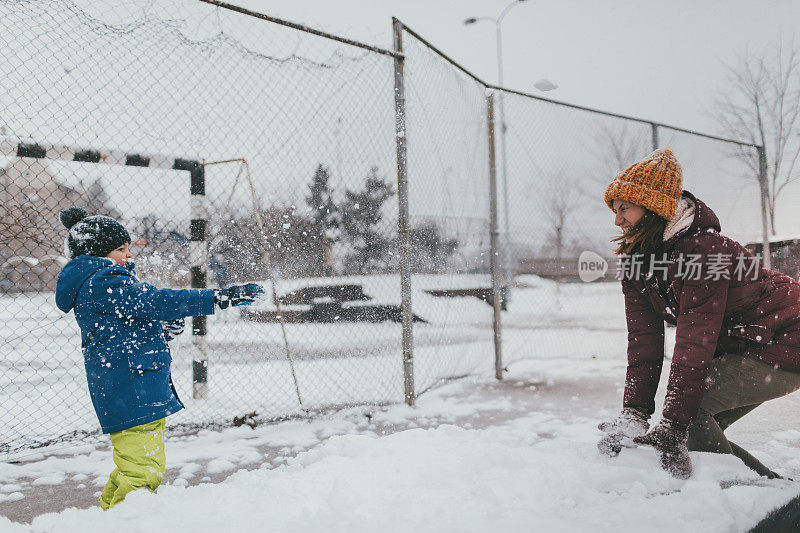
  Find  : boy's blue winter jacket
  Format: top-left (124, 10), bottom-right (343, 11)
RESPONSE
top-left (55, 255), bottom-right (215, 433)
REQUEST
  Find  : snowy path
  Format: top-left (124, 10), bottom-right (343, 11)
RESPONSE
top-left (2, 353), bottom-right (800, 532)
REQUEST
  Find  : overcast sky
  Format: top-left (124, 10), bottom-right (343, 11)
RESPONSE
top-left (8, 0), bottom-right (798, 245)
top-left (235, 0), bottom-right (799, 136)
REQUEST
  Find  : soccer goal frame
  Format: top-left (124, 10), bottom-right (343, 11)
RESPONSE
top-left (0, 138), bottom-right (211, 399)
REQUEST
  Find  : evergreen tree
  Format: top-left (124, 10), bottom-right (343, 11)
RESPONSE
top-left (341, 167), bottom-right (396, 274)
top-left (212, 205), bottom-right (321, 279)
top-left (305, 164), bottom-right (339, 275)
top-left (305, 164), bottom-right (339, 241)
top-left (408, 222), bottom-right (460, 273)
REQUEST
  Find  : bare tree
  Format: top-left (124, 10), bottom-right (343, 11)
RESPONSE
top-left (583, 122), bottom-right (651, 209)
top-left (546, 172), bottom-right (581, 262)
top-left (594, 122), bottom-right (651, 179)
top-left (0, 203), bottom-right (52, 259)
top-left (713, 41), bottom-right (800, 234)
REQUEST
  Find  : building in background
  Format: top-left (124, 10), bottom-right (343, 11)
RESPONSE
top-left (0, 157), bottom-right (119, 292)
top-left (746, 237), bottom-right (800, 282)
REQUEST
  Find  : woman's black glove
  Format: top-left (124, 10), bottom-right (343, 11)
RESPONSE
top-left (214, 283), bottom-right (264, 310)
top-left (597, 407), bottom-right (650, 456)
top-left (162, 318), bottom-right (185, 342)
top-left (634, 417), bottom-right (692, 479)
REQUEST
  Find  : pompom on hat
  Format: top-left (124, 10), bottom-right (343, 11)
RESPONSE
top-left (604, 148), bottom-right (683, 220)
top-left (59, 206), bottom-right (131, 259)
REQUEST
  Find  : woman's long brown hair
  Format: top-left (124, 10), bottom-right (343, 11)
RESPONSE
top-left (612, 209), bottom-right (668, 255)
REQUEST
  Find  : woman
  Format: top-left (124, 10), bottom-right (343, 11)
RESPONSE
top-left (596, 148), bottom-right (800, 479)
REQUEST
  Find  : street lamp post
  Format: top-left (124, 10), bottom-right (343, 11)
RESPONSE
top-left (465, 1), bottom-right (556, 303)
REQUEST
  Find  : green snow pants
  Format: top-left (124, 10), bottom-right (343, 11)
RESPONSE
top-left (99, 418), bottom-right (166, 510)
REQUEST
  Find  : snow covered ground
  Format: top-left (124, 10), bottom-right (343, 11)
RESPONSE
top-left (3, 323), bottom-right (800, 531)
top-left (4, 271), bottom-right (620, 459)
top-left (4, 275), bottom-right (800, 530)
top-left (0, 272), bottom-right (498, 457)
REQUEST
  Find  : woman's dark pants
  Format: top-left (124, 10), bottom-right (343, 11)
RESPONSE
top-left (688, 354), bottom-right (800, 477)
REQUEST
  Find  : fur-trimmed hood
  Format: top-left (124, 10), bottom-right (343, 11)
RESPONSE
top-left (662, 190), bottom-right (721, 247)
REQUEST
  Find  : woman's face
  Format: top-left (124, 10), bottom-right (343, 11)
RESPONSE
top-left (612, 199), bottom-right (646, 239)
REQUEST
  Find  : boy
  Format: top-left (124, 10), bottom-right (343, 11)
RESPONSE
top-left (55, 206), bottom-right (263, 509)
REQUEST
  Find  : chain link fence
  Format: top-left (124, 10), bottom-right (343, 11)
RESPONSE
top-left (394, 23), bottom-right (766, 375)
top-left (399, 24), bottom-right (496, 394)
top-left (492, 91), bottom-right (764, 367)
top-left (1, 1), bottom-right (765, 459)
top-left (1, 0), bottom-right (404, 458)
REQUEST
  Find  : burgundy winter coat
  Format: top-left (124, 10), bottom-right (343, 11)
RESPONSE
top-left (622, 191), bottom-right (800, 424)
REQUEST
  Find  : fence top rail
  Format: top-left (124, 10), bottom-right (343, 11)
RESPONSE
top-left (393, 18), bottom-right (488, 87)
top-left (394, 19), bottom-right (757, 150)
top-left (489, 85), bottom-right (760, 149)
top-left (196, 0), bottom-right (403, 59)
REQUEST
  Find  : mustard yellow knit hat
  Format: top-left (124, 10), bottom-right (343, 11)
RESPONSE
top-left (604, 148), bottom-right (683, 220)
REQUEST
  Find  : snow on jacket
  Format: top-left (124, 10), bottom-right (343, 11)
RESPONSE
top-left (621, 191), bottom-right (800, 424)
top-left (55, 255), bottom-right (216, 433)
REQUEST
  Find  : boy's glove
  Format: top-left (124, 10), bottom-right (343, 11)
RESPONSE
top-left (162, 318), bottom-right (185, 342)
top-left (634, 417), bottom-right (692, 479)
top-left (597, 407), bottom-right (650, 456)
top-left (214, 283), bottom-right (264, 310)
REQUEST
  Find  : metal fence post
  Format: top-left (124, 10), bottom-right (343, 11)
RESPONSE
top-left (487, 93), bottom-right (504, 380)
top-left (651, 123), bottom-right (659, 150)
top-left (393, 18), bottom-right (414, 406)
top-left (757, 145), bottom-right (771, 270)
top-left (498, 89), bottom-right (514, 303)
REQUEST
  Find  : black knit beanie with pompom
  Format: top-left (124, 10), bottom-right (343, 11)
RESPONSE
top-left (59, 206), bottom-right (131, 259)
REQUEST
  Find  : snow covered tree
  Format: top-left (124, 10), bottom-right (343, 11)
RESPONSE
top-left (340, 167), bottom-right (396, 274)
top-left (211, 205), bottom-right (322, 279)
top-left (408, 222), bottom-right (459, 273)
top-left (305, 164), bottom-right (339, 275)
top-left (305, 164), bottom-right (339, 240)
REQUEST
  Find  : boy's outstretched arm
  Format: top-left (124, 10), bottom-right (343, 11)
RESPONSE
top-left (89, 267), bottom-right (264, 321)
top-left (89, 267), bottom-right (215, 321)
